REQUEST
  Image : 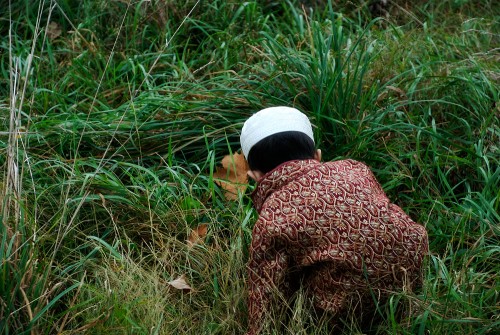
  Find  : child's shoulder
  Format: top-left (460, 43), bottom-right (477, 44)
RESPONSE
top-left (323, 158), bottom-right (371, 171)
top-left (319, 159), bottom-right (380, 183)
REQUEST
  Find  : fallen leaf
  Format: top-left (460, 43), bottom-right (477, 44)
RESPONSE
top-left (377, 85), bottom-right (408, 102)
top-left (167, 275), bottom-right (192, 291)
top-left (187, 224), bottom-right (208, 247)
top-left (213, 152), bottom-right (249, 200)
top-left (386, 85), bottom-right (408, 99)
top-left (47, 22), bottom-right (62, 40)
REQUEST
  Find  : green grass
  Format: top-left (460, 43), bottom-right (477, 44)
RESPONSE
top-left (1, 0), bottom-right (499, 334)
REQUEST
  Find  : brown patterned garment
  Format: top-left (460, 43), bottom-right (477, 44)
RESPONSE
top-left (247, 159), bottom-right (428, 334)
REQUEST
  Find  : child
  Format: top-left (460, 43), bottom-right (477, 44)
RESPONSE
top-left (240, 106), bottom-right (428, 334)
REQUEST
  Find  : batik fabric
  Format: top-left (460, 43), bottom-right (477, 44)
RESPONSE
top-left (247, 159), bottom-right (428, 334)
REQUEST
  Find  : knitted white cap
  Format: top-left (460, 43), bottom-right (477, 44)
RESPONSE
top-left (240, 106), bottom-right (314, 158)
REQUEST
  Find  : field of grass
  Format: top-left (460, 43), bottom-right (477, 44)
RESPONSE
top-left (1, 0), bottom-right (498, 334)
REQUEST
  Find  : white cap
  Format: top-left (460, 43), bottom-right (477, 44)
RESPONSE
top-left (240, 106), bottom-right (314, 158)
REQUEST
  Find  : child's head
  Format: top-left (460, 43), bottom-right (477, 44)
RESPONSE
top-left (240, 106), bottom-right (320, 178)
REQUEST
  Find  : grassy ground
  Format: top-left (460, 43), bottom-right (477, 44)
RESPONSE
top-left (1, 0), bottom-right (499, 334)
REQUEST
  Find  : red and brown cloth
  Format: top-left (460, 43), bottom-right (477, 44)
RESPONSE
top-left (247, 159), bottom-right (428, 334)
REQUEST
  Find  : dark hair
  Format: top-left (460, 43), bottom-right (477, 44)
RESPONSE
top-left (247, 131), bottom-right (315, 174)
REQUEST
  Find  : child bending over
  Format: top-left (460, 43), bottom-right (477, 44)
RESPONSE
top-left (240, 106), bottom-right (428, 334)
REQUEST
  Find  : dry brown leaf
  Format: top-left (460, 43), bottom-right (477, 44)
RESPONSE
top-left (377, 85), bottom-right (408, 103)
top-left (167, 275), bottom-right (192, 291)
top-left (187, 224), bottom-right (208, 247)
top-left (47, 22), bottom-right (62, 40)
top-left (213, 152), bottom-right (249, 200)
top-left (386, 85), bottom-right (408, 99)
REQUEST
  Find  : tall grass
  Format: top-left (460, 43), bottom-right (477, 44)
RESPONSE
top-left (1, 0), bottom-right (498, 334)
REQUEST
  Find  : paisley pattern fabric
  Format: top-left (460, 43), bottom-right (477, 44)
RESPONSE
top-left (247, 159), bottom-right (428, 334)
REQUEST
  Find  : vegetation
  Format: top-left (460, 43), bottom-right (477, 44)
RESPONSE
top-left (1, 0), bottom-right (498, 334)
